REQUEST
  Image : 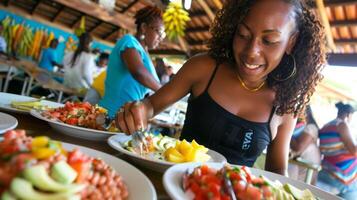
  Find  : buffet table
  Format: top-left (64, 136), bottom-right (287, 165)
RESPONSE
top-left (7, 111), bottom-right (171, 200)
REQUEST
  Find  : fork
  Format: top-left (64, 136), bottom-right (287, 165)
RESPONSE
top-left (131, 128), bottom-right (149, 155)
top-left (222, 166), bottom-right (237, 200)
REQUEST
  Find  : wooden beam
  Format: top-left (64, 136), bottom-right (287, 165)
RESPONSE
top-left (327, 53), bottom-right (357, 67)
top-left (88, 21), bottom-right (103, 33)
top-left (71, 14), bottom-right (84, 28)
top-left (324, 0), bottom-right (357, 7)
top-left (315, 0), bottom-right (336, 51)
top-left (212, 0), bottom-right (222, 9)
top-left (330, 19), bottom-right (357, 27)
top-left (190, 10), bottom-right (206, 18)
top-left (51, 5), bottom-right (64, 22)
top-left (197, 0), bottom-right (215, 21)
top-left (4, 0), bottom-right (11, 6)
top-left (187, 39), bottom-right (205, 46)
top-left (335, 39), bottom-right (357, 45)
top-left (53, 0), bottom-right (135, 31)
top-left (104, 28), bottom-right (120, 40)
top-left (31, 0), bottom-right (42, 15)
top-left (121, 0), bottom-right (139, 13)
top-left (186, 26), bottom-right (209, 33)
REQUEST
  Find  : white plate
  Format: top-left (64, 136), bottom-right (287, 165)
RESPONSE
top-left (30, 109), bottom-right (126, 141)
top-left (108, 134), bottom-right (227, 172)
top-left (61, 142), bottom-right (156, 200)
top-left (163, 162), bottom-right (341, 200)
top-left (0, 112), bottom-right (18, 134)
top-left (0, 92), bottom-right (63, 114)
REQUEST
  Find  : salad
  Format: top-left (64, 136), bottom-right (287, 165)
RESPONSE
top-left (41, 102), bottom-right (118, 132)
top-left (182, 165), bottom-right (316, 200)
top-left (0, 130), bottom-right (128, 200)
top-left (122, 133), bottom-right (211, 163)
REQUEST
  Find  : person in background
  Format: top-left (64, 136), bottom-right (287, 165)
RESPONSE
top-left (0, 23), bottom-right (7, 56)
top-left (38, 39), bottom-right (63, 71)
top-left (317, 102), bottom-right (356, 199)
top-left (63, 33), bottom-right (96, 91)
top-left (93, 52), bottom-right (109, 77)
top-left (288, 105), bottom-right (321, 184)
top-left (116, 0), bottom-right (326, 176)
top-left (161, 65), bottom-right (174, 85)
top-left (154, 57), bottom-right (166, 82)
top-left (99, 5), bottom-right (164, 117)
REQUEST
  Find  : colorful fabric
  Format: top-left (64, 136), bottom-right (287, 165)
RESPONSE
top-left (319, 119), bottom-right (357, 185)
top-left (99, 34), bottom-right (159, 117)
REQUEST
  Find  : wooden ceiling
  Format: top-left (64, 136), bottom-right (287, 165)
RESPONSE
top-left (2, 0), bottom-right (357, 64)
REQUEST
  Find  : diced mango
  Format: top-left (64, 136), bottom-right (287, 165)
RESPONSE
top-left (32, 136), bottom-right (49, 148)
top-left (166, 152), bottom-right (185, 163)
top-left (32, 147), bottom-right (56, 159)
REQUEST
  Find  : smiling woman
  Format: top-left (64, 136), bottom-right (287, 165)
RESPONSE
top-left (116, 0), bottom-right (327, 177)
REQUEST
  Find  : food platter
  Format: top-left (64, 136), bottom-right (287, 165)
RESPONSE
top-left (0, 92), bottom-right (63, 114)
top-left (108, 134), bottom-right (227, 172)
top-left (30, 109), bottom-right (125, 141)
top-left (163, 162), bottom-right (341, 200)
top-left (62, 142), bottom-right (156, 200)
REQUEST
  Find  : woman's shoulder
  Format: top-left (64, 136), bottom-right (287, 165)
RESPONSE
top-left (184, 53), bottom-right (217, 71)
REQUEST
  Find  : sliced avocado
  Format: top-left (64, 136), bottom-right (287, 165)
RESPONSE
top-left (284, 183), bottom-right (304, 200)
top-left (10, 178), bottom-right (83, 200)
top-left (158, 136), bottom-right (176, 151)
top-left (1, 191), bottom-right (17, 200)
top-left (51, 161), bottom-right (78, 184)
top-left (23, 165), bottom-right (84, 192)
top-left (152, 136), bottom-right (161, 150)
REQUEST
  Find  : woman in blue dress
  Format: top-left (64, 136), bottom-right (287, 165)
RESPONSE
top-left (99, 6), bottom-right (165, 117)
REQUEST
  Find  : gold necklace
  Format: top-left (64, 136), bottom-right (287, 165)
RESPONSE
top-left (236, 72), bottom-right (266, 92)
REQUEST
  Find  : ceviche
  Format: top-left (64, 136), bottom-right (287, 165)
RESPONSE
top-left (41, 102), bottom-right (118, 132)
top-left (122, 133), bottom-right (211, 163)
top-left (0, 130), bottom-right (128, 200)
top-left (182, 165), bottom-right (317, 200)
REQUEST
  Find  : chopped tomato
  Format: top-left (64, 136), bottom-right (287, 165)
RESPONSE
top-left (70, 161), bottom-right (91, 183)
top-left (66, 118), bottom-right (78, 125)
top-left (67, 149), bottom-right (91, 163)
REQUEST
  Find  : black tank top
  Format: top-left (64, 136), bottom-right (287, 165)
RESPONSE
top-left (181, 63), bottom-right (274, 166)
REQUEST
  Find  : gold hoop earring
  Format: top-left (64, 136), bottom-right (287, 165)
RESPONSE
top-left (271, 53), bottom-right (297, 82)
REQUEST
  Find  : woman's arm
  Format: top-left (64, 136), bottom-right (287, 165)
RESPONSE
top-left (82, 54), bottom-right (95, 88)
top-left (122, 49), bottom-right (161, 91)
top-left (265, 114), bottom-right (297, 175)
top-left (337, 122), bottom-right (357, 155)
top-left (117, 54), bottom-right (215, 134)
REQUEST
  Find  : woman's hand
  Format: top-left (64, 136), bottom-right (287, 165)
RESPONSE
top-left (115, 100), bottom-right (152, 135)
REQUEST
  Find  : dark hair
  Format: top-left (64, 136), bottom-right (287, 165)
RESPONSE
top-left (336, 102), bottom-right (355, 117)
top-left (305, 105), bottom-right (318, 128)
top-left (134, 5), bottom-right (163, 31)
top-left (209, 0), bottom-right (326, 116)
top-left (71, 32), bottom-right (92, 67)
top-left (50, 38), bottom-right (59, 46)
top-left (99, 52), bottom-right (109, 61)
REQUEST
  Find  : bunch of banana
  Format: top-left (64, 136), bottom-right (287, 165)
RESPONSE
top-left (45, 32), bottom-right (55, 48)
top-left (17, 26), bottom-right (34, 57)
top-left (163, 2), bottom-right (190, 40)
top-left (1, 16), bottom-right (12, 53)
top-left (74, 16), bottom-right (86, 37)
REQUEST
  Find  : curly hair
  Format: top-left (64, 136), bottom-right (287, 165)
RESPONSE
top-left (208, 0), bottom-right (326, 116)
top-left (134, 5), bottom-right (163, 31)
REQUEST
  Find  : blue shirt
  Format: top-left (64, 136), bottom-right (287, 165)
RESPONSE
top-left (99, 34), bottom-right (159, 117)
top-left (39, 48), bottom-right (57, 71)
